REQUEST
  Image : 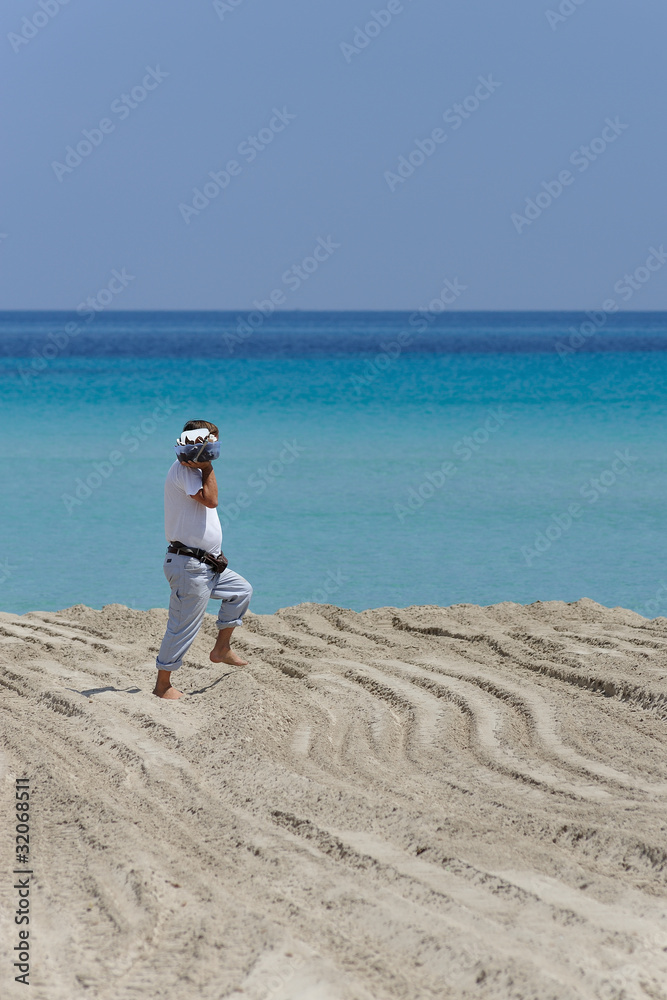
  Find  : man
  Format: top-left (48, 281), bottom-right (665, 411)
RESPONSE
top-left (154, 419), bottom-right (253, 700)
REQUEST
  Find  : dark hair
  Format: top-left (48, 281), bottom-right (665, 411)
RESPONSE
top-left (183, 419), bottom-right (219, 438)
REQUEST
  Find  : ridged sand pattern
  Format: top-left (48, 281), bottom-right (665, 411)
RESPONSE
top-left (1, 598), bottom-right (666, 999)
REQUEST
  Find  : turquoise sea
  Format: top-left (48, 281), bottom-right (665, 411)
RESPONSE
top-left (1, 310), bottom-right (666, 618)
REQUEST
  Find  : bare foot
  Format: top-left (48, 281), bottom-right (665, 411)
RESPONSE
top-left (209, 648), bottom-right (248, 666)
top-left (153, 684), bottom-right (184, 700)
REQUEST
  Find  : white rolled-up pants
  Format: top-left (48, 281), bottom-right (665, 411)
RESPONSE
top-left (156, 552), bottom-right (253, 671)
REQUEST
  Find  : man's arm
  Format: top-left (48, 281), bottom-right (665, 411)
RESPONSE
top-left (183, 461), bottom-right (218, 508)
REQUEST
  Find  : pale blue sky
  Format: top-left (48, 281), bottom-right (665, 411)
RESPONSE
top-left (2, 0), bottom-right (666, 310)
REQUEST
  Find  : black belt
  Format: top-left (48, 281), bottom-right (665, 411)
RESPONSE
top-left (167, 542), bottom-right (228, 574)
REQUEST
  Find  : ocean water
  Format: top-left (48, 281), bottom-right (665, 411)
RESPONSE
top-left (2, 310), bottom-right (667, 619)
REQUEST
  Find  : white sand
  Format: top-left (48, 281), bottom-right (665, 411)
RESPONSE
top-left (1, 598), bottom-right (667, 1000)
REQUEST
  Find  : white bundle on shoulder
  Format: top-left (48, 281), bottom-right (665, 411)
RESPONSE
top-left (177, 428), bottom-right (217, 445)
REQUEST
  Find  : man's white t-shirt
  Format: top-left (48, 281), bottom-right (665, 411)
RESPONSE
top-left (164, 460), bottom-right (223, 555)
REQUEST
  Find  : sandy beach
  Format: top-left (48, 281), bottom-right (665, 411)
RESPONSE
top-left (1, 598), bottom-right (667, 999)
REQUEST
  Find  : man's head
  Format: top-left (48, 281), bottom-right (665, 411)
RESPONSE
top-left (175, 419), bottom-right (220, 463)
top-left (182, 419), bottom-right (219, 440)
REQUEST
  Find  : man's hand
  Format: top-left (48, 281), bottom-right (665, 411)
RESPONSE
top-left (182, 460), bottom-right (212, 470)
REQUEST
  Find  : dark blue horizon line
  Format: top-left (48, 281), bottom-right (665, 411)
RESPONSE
top-left (1, 308), bottom-right (667, 316)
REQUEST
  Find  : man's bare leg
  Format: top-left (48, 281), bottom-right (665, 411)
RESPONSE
top-left (210, 626), bottom-right (248, 666)
top-left (153, 668), bottom-right (184, 700)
